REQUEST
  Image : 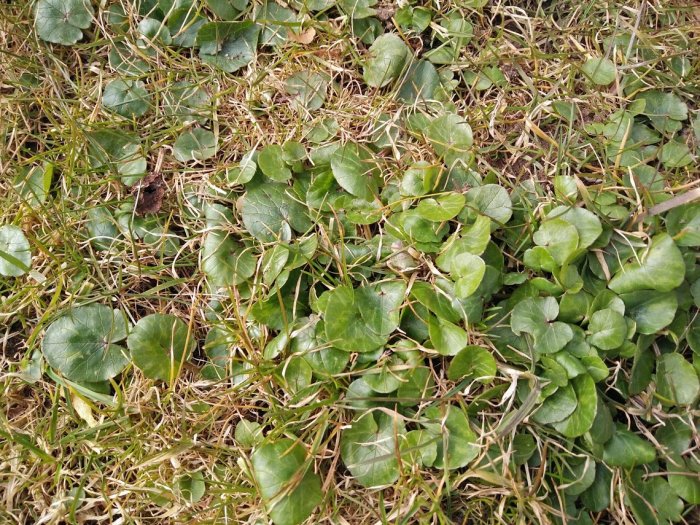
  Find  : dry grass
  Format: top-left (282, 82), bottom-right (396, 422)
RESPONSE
top-left (1, 0), bottom-right (698, 524)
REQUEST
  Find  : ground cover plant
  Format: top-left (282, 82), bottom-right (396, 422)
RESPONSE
top-left (1, 0), bottom-right (699, 524)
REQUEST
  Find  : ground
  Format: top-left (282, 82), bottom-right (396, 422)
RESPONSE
top-left (1, 1), bottom-right (699, 524)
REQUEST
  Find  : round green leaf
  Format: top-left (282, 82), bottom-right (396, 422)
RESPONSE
top-left (0, 225), bottom-right (31, 277)
top-left (174, 129), bottom-right (217, 162)
top-left (659, 140), bottom-right (693, 168)
top-left (511, 297), bottom-right (573, 354)
top-left (102, 80), bottom-right (151, 118)
top-left (428, 316), bottom-right (468, 356)
top-left (400, 429), bottom-right (438, 467)
top-left (197, 21), bottom-right (259, 73)
top-left (258, 144), bottom-right (291, 182)
top-left (42, 304), bottom-right (130, 382)
top-left (35, 0), bottom-right (94, 45)
top-left (423, 405), bottom-right (478, 470)
top-left (201, 231), bottom-right (256, 287)
top-left (286, 71), bottom-right (329, 112)
top-left (127, 314), bottom-right (195, 382)
top-left (463, 184), bottom-right (512, 226)
top-left (416, 192), bottom-right (465, 222)
top-left (621, 290), bottom-right (677, 335)
top-left (532, 219), bottom-right (579, 266)
top-left (656, 353), bottom-right (699, 406)
top-left (251, 439), bottom-right (322, 525)
top-left (602, 426), bottom-right (656, 467)
top-left (666, 203), bottom-right (700, 247)
top-left (241, 183), bottom-right (312, 242)
top-left (608, 234), bottom-right (685, 294)
top-left (323, 281), bottom-right (406, 353)
top-left (425, 113), bottom-right (473, 158)
top-left (546, 206), bottom-right (602, 250)
top-left (330, 143), bottom-right (381, 201)
top-left (447, 345), bottom-right (496, 383)
top-left (341, 411), bottom-right (405, 487)
top-left (581, 57), bottom-right (616, 85)
top-left (532, 383), bottom-right (577, 425)
top-left (163, 81), bottom-right (211, 124)
top-left (86, 129), bottom-right (146, 186)
top-left (587, 308), bottom-right (627, 350)
top-left (363, 33), bottom-right (411, 88)
top-left (551, 374), bottom-right (597, 437)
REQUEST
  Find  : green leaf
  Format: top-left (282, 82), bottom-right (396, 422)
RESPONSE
top-left (532, 218), bottom-right (579, 266)
top-left (423, 405), bottom-right (478, 470)
top-left (42, 304), bottom-right (130, 382)
top-left (341, 411), bottom-right (405, 487)
top-left (428, 316), bottom-right (468, 356)
top-left (241, 183), bottom-right (312, 242)
top-left (201, 231), bottom-right (256, 287)
top-left (102, 80), bottom-right (151, 118)
top-left (197, 21), bottom-right (259, 73)
top-left (397, 60), bottom-right (440, 103)
top-left (13, 163), bottom-right (53, 208)
top-left (127, 314), bottom-right (195, 382)
top-left (251, 439), bottom-right (322, 525)
top-left (0, 225), bottom-right (31, 277)
top-left (35, 0), bottom-right (93, 45)
top-left (330, 142), bottom-right (381, 201)
top-left (636, 90), bottom-right (688, 133)
top-left (581, 57), bottom-right (616, 85)
top-left (173, 129), bottom-right (217, 162)
top-left (138, 18), bottom-right (172, 45)
top-left (659, 139), bottom-right (693, 168)
top-left (255, 1), bottom-right (297, 47)
top-left (531, 383), bottom-right (577, 424)
top-left (400, 429), bottom-right (437, 467)
top-left (425, 113), bottom-right (473, 158)
top-left (546, 206), bottom-right (602, 250)
top-left (416, 193), bottom-right (465, 222)
top-left (206, 0), bottom-right (248, 20)
top-left (176, 471), bottom-right (205, 503)
top-left (285, 71), bottom-right (329, 112)
top-left (666, 202), bottom-right (700, 246)
top-left (363, 33), bottom-right (411, 88)
top-left (551, 374), bottom-right (597, 437)
top-left (163, 81), bottom-right (211, 124)
top-left (168, 8), bottom-right (206, 48)
top-left (337, 0), bottom-right (377, 20)
top-left (258, 144), bottom-right (291, 182)
top-left (621, 290), bottom-right (677, 335)
top-left (602, 426), bottom-right (656, 467)
top-left (608, 233), bottom-right (685, 294)
top-left (587, 308), bottom-right (627, 350)
top-left (323, 281), bottom-right (405, 353)
top-left (656, 353), bottom-right (699, 406)
top-left (626, 474), bottom-right (683, 525)
top-left (86, 129), bottom-right (146, 186)
top-left (511, 297), bottom-right (574, 354)
top-left (667, 453), bottom-right (700, 504)
top-left (464, 184), bottom-right (512, 226)
top-left (447, 345), bottom-right (496, 383)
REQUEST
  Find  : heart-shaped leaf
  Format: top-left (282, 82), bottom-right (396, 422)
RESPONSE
top-left (251, 439), bottom-right (323, 525)
top-left (102, 79), bottom-right (151, 118)
top-left (323, 281), bottom-right (406, 352)
top-left (42, 304), bottom-right (130, 382)
top-left (201, 231), bottom-right (256, 287)
top-left (608, 233), bottom-right (685, 294)
top-left (341, 411), bottom-right (405, 487)
top-left (197, 21), bottom-right (259, 72)
top-left (423, 405), bottom-right (478, 469)
top-left (35, 0), bottom-right (94, 45)
top-left (127, 314), bottom-right (195, 382)
top-left (330, 142), bottom-right (381, 201)
top-left (86, 129), bottom-right (146, 186)
top-left (174, 129), bottom-right (217, 162)
top-left (285, 71), bottom-right (329, 112)
top-left (587, 308), bottom-right (627, 350)
top-left (581, 57), bottom-right (616, 85)
top-left (656, 353), bottom-right (699, 406)
top-left (241, 183), bottom-right (312, 242)
top-left (511, 297), bottom-right (574, 354)
top-left (0, 225), bottom-right (31, 277)
top-left (363, 33), bottom-right (411, 88)
top-left (447, 345), bottom-right (496, 383)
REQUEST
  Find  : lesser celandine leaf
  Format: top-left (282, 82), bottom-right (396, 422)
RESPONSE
top-left (656, 353), bottom-right (699, 406)
top-left (35, 0), bottom-right (93, 45)
top-left (363, 33), bottom-right (411, 88)
top-left (102, 80), bottom-right (151, 118)
top-left (42, 304), bottom-right (130, 382)
top-left (330, 142), bottom-right (380, 201)
top-left (251, 439), bottom-right (322, 525)
top-left (240, 183), bottom-right (312, 242)
top-left (173, 129), bottom-right (217, 162)
top-left (0, 225), bottom-right (32, 277)
top-left (602, 426), bottom-right (656, 467)
top-left (127, 314), bottom-right (195, 382)
top-left (341, 411), bottom-right (405, 487)
top-left (423, 405), bottom-right (478, 469)
top-left (447, 345), bottom-right (496, 383)
top-left (608, 233), bottom-right (685, 293)
top-left (581, 57), bottom-right (616, 85)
